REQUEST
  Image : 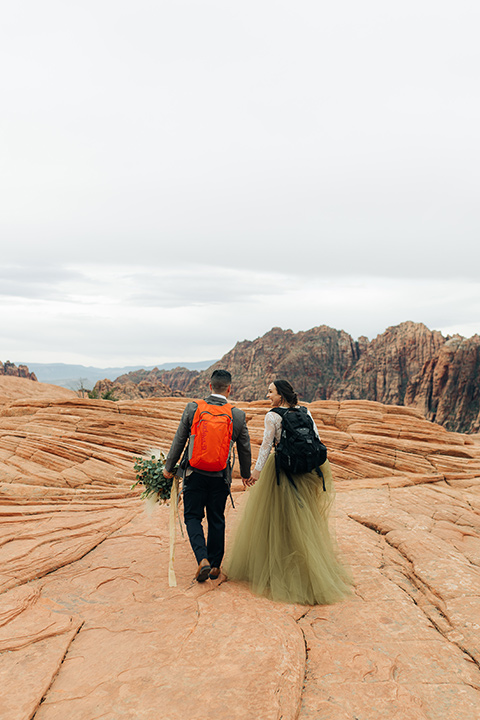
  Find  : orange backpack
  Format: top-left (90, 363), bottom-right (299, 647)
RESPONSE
top-left (189, 400), bottom-right (234, 472)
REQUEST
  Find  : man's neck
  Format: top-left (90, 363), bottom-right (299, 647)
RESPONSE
top-left (210, 393), bottom-right (228, 400)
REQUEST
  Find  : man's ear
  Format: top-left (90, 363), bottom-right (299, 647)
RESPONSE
top-left (225, 384), bottom-right (232, 396)
top-left (209, 383), bottom-right (213, 392)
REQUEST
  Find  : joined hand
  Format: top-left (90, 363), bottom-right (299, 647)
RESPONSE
top-left (243, 469), bottom-right (260, 488)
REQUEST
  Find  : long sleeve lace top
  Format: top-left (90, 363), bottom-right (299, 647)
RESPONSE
top-left (254, 406), bottom-right (321, 473)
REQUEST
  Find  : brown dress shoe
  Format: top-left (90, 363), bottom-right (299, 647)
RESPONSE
top-left (209, 567), bottom-right (221, 580)
top-left (195, 558), bottom-right (211, 583)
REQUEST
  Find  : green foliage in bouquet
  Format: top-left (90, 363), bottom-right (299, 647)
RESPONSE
top-left (131, 452), bottom-right (177, 503)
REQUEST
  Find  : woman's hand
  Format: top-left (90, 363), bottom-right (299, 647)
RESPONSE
top-left (251, 468), bottom-right (260, 482)
top-left (242, 468), bottom-right (260, 488)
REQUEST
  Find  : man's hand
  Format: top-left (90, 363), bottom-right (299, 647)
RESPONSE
top-left (242, 468), bottom-right (260, 488)
top-left (163, 470), bottom-right (174, 480)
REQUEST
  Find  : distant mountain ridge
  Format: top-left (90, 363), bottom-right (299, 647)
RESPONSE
top-left (153, 322), bottom-right (480, 433)
top-left (14, 360), bottom-right (216, 389)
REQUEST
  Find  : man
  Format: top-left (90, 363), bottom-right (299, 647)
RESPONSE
top-left (163, 369), bottom-right (251, 582)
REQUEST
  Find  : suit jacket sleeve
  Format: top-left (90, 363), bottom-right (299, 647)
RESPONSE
top-left (164, 402), bottom-right (196, 473)
top-left (233, 408), bottom-right (251, 479)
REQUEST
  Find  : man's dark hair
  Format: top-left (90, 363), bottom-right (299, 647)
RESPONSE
top-left (210, 369), bottom-right (232, 393)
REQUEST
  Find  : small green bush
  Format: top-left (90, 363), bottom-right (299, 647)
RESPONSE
top-left (101, 389), bottom-right (118, 401)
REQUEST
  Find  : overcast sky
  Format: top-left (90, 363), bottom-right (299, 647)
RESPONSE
top-left (1, 1), bottom-right (479, 367)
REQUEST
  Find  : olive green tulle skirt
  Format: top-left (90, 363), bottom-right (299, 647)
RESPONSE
top-left (224, 455), bottom-right (353, 605)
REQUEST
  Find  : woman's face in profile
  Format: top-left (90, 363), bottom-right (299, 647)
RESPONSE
top-left (267, 382), bottom-right (283, 407)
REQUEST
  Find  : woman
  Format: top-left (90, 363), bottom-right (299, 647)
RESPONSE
top-left (224, 379), bottom-right (352, 605)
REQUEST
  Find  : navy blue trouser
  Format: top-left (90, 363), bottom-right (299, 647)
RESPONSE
top-left (183, 471), bottom-right (230, 568)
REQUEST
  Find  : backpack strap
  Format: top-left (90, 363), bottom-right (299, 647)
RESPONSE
top-left (269, 406), bottom-right (291, 430)
top-left (270, 408), bottom-right (285, 485)
top-left (227, 444), bottom-right (236, 508)
top-left (223, 406), bottom-right (235, 507)
top-left (179, 401), bottom-right (198, 474)
top-left (269, 408), bottom-right (282, 485)
top-left (315, 464), bottom-right (326, 491)
top-left (291, 407), bottom-right (326, 490)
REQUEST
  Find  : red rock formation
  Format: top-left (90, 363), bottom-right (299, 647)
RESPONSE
top-left (331, 321), bottom-right (446, 404)
top-left (156, 322), bottom-right (480, 433)
top-left (93, 367), bottom-right (184, 400)
top-left (0, 360), bottom-right (37, 381)
top-left (92, 376), bottom-right (183, 400)
top-left (405, 334), bottom-right (480, 432)
top-left (165, 325), bottom-right (364, 402)
top-left (155, 365), bottom-right (200, 393)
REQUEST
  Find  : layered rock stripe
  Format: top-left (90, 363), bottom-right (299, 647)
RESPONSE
top-left (1, 376), bottom-right (479, 719)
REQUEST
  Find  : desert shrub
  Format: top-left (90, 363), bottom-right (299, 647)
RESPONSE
top-left (101, 389), bottom-right (118, 401)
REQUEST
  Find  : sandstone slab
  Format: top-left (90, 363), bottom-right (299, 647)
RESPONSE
top-left (1, 388), bottom-right (479, 719)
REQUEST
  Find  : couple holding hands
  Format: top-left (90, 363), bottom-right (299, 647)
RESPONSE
top-left (163, 369), bottom-right (351, 605)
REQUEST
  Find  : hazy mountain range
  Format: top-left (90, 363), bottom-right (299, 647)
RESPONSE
top-left (14, 360), bottom-right (216, 389)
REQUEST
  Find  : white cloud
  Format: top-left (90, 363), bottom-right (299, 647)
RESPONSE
top-left (3, 265), bottom-right (480, 366)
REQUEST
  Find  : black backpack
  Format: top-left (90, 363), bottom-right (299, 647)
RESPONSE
top-left (270, 406), bottom-right (327, 491)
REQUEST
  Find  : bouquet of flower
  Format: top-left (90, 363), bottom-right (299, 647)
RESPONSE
top-left (132, 450), bottom-right (182, 587)
top-left (131, 451), bottom-right (178, 503)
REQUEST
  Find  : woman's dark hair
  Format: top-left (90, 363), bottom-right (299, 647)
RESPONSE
top-left (273, 379), bottom-right (298, 407)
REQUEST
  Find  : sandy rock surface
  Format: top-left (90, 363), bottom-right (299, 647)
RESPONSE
top-left (1, 387), bottom-right (479, 719)
top-left (0, 376), bottom-right (76, 403)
